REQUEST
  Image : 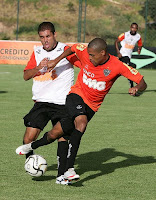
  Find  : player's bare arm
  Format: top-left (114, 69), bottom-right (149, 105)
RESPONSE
top-left (137, 46), bottom-right (142, 55)
top-left (128, 78), bottom-right (147, 96)
top-left (24, 58), bottom-right (49, 80)
top-left (115, 39), bottom-right (122, 58)
top-left (47, 47), bottom-right (74, 70)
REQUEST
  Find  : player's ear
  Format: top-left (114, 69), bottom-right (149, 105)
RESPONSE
top-left (101, 50), bottom-right (106, 56)
top-left (54, 32), bottom-right (57, 38)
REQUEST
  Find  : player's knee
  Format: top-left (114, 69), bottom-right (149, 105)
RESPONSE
top-left (74, 116), bottom-right (88, 133)
top-left (48, 124), bottom-right (64, 140)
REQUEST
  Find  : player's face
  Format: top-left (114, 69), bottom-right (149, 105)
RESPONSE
top-left (130, 24), bottom-right (138, 35)
top-left (39, 30), bottom-right (57, 51)
top-left (87, 48), bottom-right (105, 67)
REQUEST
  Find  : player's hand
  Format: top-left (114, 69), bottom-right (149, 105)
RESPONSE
top-left (37, 58), bottom-right (49, 70)
top-left (128, 87), bottom-right (138, 96)
top-left (47, 60), bottom-right (57, 71)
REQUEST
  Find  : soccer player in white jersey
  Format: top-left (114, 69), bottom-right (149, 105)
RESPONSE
top-left (20, 22), bottom-right (80, 185)
top-left (115, 22), bottom-right (143, 88)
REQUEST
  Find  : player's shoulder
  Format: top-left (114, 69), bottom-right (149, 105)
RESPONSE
top-left (109, 55), bottom-right (124, 69)
top-left (136, 32), bottom-right (141, 39)
top-left (109, 54), bottom-right (120, 63)
top-left (119, 32), bottom-right (125, 38)
top-left (73, 43), bottom-right (87, 52)
top-left (34, 45), bottom-right (43, 52)
top-left (57, 42), bottom-right (66, 48)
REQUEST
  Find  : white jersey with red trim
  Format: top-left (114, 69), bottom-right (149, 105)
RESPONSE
top-left (27, 42), bottom-right (74, 104)
top-left (119, 31), bottom-right (142, 59)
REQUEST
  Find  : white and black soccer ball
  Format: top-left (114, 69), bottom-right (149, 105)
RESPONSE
top-left (24, 155), bottom-right (47, 177)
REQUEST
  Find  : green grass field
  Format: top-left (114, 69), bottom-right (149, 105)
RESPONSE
top-left (0, 64), bottom-right (156, 200)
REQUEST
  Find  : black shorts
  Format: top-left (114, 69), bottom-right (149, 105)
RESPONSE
top-left (119, 56), bottom-right (130, 65)
top-left (65, 93), bottom-right (95, 122)
top-left (23, 102), bottom-right (72, 131)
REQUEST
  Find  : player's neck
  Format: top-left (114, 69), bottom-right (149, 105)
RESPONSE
top-left (99, 54), bottom-right (110, 65)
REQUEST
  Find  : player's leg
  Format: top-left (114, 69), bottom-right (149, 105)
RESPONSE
top-left (16, 121), bottom-right (64, 154)
top-left (120, 56), bottom-right (133, 88)
top-left (23, 127), bottom-right (41, 158)
top-left (63, 93), bottom-right (95, 180)
top-left (56, 136), bottom-right (70, 185)
top-left (22, 102), bottom-right (50, 157)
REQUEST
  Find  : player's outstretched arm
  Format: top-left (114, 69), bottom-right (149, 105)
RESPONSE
top-left (47, 47), bottom-right (74, 71)
top-left (129, 78), bottom-right (147, 96)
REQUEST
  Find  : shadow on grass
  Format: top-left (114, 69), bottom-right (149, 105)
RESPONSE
top-left (32, 175), bottom-right (55, 182)
top-left (71, 148), bottom-right (156, 187)
top-left (144, 89), bottom-right (156, 93)
top-left (35, 148), bottom-right (156, 185)
top-left (108, 89), bottom-right (156, 95)
top-left (0, 91), bottom-right (8, 94)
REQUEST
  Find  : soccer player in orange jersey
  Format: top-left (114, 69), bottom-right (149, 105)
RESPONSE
top-left (16, 38), bottom-right (147, 181)
top-left (115, 23), bottom-right (143, 88)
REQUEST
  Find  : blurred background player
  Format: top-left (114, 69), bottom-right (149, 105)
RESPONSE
top-left (115, 22), bottom-right (143, 88)
top-left (21, 22), bottom-right (80, 185)
top-left (16, 38), bottom-right (147, 182)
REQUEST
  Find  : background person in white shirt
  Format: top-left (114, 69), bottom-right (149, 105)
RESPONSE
top-left (115, 22), bottom-right (143, 88)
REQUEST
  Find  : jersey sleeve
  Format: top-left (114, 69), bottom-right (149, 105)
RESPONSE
top-left (64, 45), bottom-right (82, 68)
top-left (119, 62), bottom-right (143, 83)
top-left (118, 33), bottom-right (125, 41)
top-left (71, 43), bottom-right (86, 61)
top-left (24, 52), bottom-right (37, 71)
top-left (138, 37), bottom-right (143, 46)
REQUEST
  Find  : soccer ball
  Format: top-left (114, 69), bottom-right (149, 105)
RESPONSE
top-left (24, 155), bottom-right (47, 177)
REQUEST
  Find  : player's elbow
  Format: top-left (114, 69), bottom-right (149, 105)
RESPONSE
top-left (23, 74), bottom-right (29, 81)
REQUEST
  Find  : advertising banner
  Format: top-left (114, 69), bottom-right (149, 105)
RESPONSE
top-left (0, 40), bottom-right (41, 65)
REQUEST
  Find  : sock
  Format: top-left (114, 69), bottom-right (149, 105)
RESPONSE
top-left (57, 141), bottom-right (69, 177)
top-left (31, 132), bottom-right (55, 150)
top-left (65, 129), bottom-right (84, 170)
top-left (23, 141), bottom-right (34, 159)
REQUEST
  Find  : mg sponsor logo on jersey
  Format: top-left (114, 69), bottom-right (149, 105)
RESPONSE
top-left (83, 68), bottom-right (95, 78)
top-left (83, 74), bottom-right (106, 91)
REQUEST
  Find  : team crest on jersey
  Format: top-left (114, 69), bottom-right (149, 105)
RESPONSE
top-left (76, 44), bottom-right (86, 51)
top-left (104, 69), bottom-right (111, 76)
top-left (123, 63), bottom-right (138, 75)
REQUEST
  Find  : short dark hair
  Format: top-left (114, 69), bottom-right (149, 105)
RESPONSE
top-left (131, 22), bottom-right (138, 28)
top-left (38, 22), bottom-right (55, 34)
top-left (88, 38), bottom-right (107, 52)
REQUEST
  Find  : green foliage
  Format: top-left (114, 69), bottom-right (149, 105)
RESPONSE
top-left (0, 32), bottom-right (10, 40)
top-left (0, 17), bottom-right (16, 26)
top-left (23, 0), bottom-right (39, 3)
top-left (145, 29), bottom-right (156, 46)
top-left (140, 0), bottom-right (156, 21)
top-left (67, 2), bottom-right (75, 12)
top-left (39, 5), bottom-right (49, 11)
top-left (87, 0), bottom-right (103, 7)
top-left (14, 23), bottom-right (39, 34)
